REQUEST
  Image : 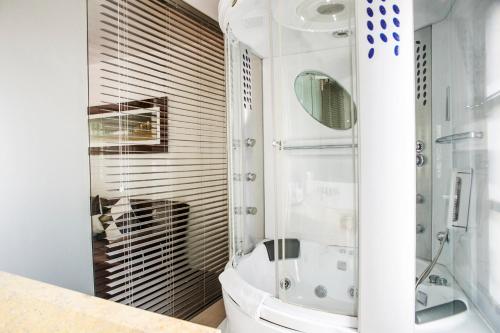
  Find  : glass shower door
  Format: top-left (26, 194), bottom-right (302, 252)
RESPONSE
top-left (437, 2), bottom-right (500, 329)
top-left (270, 0), bottom-right (358, 317)
top-left (415, 1), bottom-right (500, 329)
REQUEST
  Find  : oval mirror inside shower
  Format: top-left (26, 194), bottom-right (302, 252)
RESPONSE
top-left (294, 71), bottom-right (356, 130)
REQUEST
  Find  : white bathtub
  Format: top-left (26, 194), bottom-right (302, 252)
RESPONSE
top-left (414, 259), bottom-right (493, 333)
top-left (219, 240), bottom-right (358, 333)
top-left (219, 241), bottom-right (493, 333)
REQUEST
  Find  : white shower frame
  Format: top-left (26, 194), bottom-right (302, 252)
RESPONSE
top-left (354, 0), bottom-right (416, 332)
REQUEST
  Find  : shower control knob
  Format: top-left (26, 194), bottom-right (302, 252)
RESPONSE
top-left (416, 194), bottom-right (424, 204)
top-left (416, 140), bottom-right (425, 153)
top-left (245, 138), bottom-right (256, 147)
top-left (429, 275), bottom-right (440, 284)
top-left (246, 207), bottom-right (258, 215)
top-left (416, 154), bottom-right (425, 167)
top-left (280, 278), bottom-right (291, 290)
top-left (437, 231), bottom-right (448, 243)
top-left (348, 286), bottom-right (358, 298)
top-left (246, 173), bottom-right (257, 181)
top-left (416, 224), bottom-right (425, 234)
top-left (436, 277), bottom-right (448, 286)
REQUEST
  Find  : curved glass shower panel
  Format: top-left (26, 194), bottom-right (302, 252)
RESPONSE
top-left (270, 0), bottom-right (358, 316)
top-left (415, 0), bottom-right (500, 329)
top-left (443, 1), bottom-right (499, 330)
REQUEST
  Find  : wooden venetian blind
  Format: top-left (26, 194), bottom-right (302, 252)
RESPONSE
top-left (87, 0), bottom-right (228, 319)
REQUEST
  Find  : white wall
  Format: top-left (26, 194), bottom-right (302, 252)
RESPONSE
top-left (0, 0), bottom-right (93, 294)
top-left (182, 0), bottom-right (219, 21)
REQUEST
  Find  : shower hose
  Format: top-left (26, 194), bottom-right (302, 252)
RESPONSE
top-left (415, 229), bottom-right (450, 289)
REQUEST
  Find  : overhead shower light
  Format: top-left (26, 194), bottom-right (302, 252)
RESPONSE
top-left (296, 0), bottom-right (350, 25)
top-left (316, 3), bottom-right (345, 16)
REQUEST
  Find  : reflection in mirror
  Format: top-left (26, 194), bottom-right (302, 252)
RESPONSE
top-left (294, 71), bottom-right (356, 130)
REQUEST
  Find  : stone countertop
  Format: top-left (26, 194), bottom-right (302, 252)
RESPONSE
top-left (0, 271), bottom-right (220, 333)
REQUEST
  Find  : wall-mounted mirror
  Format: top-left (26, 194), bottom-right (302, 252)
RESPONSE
top-left (294, 71), bottom-right (356, 130)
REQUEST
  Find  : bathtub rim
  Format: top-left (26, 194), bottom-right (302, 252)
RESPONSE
top-left (220, 261), bottom-right (358, 332)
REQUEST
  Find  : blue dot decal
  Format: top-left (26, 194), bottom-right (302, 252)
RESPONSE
top-left (368, 48), bottom-right (375, 59)
top-left (366, 1), bottom-right (400, 59)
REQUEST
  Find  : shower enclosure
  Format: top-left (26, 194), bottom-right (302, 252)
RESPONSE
top-left (219, 0), bottom-right (498, 332)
